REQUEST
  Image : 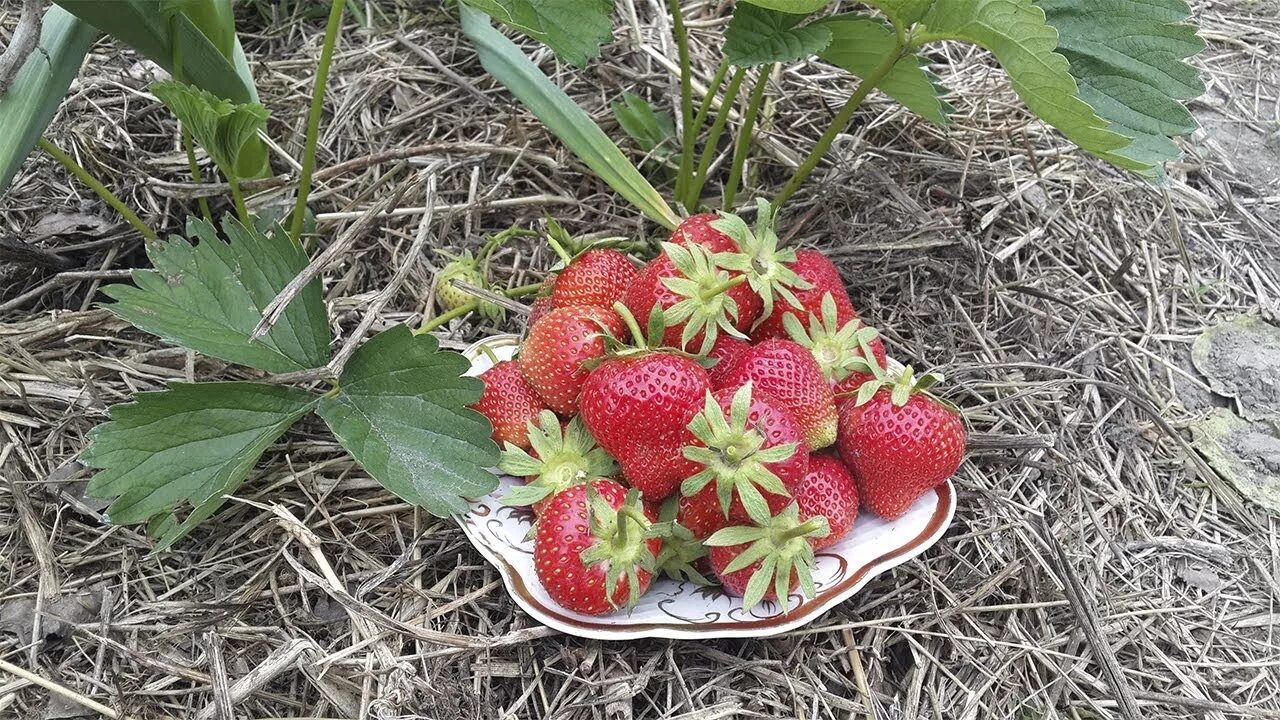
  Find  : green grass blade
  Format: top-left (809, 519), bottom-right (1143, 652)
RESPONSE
top-left (459, 4), bottom-right (679, 229)
top-left (0, 6), bottom-right (97, 194)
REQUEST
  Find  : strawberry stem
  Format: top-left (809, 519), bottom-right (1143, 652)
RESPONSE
top-left (779, 517), bottom-right (825, 542)
top-left (699, 273), bottom-right (746, 302)
top-left (612, 301), bottom-right (648, 347)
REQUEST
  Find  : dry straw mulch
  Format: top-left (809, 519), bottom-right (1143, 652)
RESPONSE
top-left (3, 2), bottom-right (1280, 719)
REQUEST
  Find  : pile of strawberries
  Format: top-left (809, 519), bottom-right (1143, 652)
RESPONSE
top-left (470, 201), bottom-right (966, 615)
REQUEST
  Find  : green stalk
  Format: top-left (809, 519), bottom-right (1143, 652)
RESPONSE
top-left (37, 137), bottom-right (159, 242)
top-left (771, 46), bottom-right (903, 210)
top-left (686, 66), bottom-right (746, 209)
top-left (227, 173), bottom-right (250, 227)
top-left (691, 60), bottom-right (730, 135)
top-left (170, 19), bottom-right (212, 224)
top-left (700, 274), bottom-right (746, 301)
top-left (723, 65), bottom-right (772, 211)
top-left (667, 0), bottom-right (696, 210)
top-left (290, 0), bottom-right (348, 244)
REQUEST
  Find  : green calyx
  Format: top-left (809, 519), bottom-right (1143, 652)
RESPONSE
top-left (785, 293), bottom-right (882, 383)
top-left (652, 496), bottom-right (712, 585)
top-left (580, 486), bottom-right (662, 611)
top-left (709, 198), bottom-right (812, 326)
top-left (851, 363), bottom-right (946, 410)
top-left (499, 411), bottom-right (618, 508)
top-left (705, 504), bottom-right (829, 613)
top-left (660, 241), bottom-right (748, 355)
top-left (680, 383), bottom-right (799, 526)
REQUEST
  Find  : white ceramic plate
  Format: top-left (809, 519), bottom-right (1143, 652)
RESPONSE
top-left (459, 335), bottom-right (955, 640)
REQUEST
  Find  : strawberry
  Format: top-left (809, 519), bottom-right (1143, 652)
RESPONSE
top-left (534, 480), bottom-right (661, 615)
top-left (705, 504), bottom-right (829, 611)
top-left (552, 248), bottom-right (638, 310)
top-left (471, 360), bottom-right (549, 449)
top-left (681, 383), bottom-right (810, 526)
top-left (527, 275), bottom-right (557, 328)
top-left (676, 487), bottom-right (730, 540)
top-left (791, 454), bottom-right (859, 550)
top-left (580, 351), bottom-right (710, 501)
top-left (709, 200), bottom-right (814, 329)
top-left (717, 339), bottom-right (839, 450)
top-left (621, 242), bottom-right (758, 354)
top-left (784, 293), bottom-right (888, 402)
top-left (519, 306), bottom-right (624, 415)
top-left (837, 368), bottom-right (966, 520)
top-left (436, 250), bottom-right (504, 321)
top-left (498, 411), bottom-right (618, 514)
top-left (753, 249), bottom-right (857, 341)
top-left (706, 335), bottom-right (750, 388)
top-left (671, 213), bottom-right (741, 254)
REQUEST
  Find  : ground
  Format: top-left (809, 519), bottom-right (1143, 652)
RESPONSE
top-left (2, 2), bottom-right (1280, 719)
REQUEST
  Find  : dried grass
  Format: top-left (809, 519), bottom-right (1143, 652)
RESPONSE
top-left (3, 1), bottom-right (1280, 718)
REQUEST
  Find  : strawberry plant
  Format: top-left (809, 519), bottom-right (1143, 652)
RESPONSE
top-left (460, 0), bottom-right (1205, 222)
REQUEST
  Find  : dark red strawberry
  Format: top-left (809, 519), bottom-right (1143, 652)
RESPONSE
top-left (671, 213), bottom-right (740, 253)
top-left (527, 275), bottom-right (557, 328)
top-left (677, 486), bottom-right (730, 540)
top-left (499, 412), bottom-right (618, 514)
top-left (706, 335), bottom-right (750, 387)
top-left (791, 454), bottom-right (859, 550)
top-left (717, 339), bottom-right (839, 450)
top-left (580, 351), bottom-right (711, 502)
top-left (837, 368), bottom-right (966, 520)
top-left (705, 504), bottom-right (829, 611)
top-left (534, 480), bottom-right (661, 615)
top-left (753, 249), bottom-right (857, 341)
top-left (681, 383), bottom-right (809, 525)
top-left (519, 306), bottom-right (624, 415)
top-left (621, 242), bottom-right (759, 354)
top-left (784, 293), bottom-right (888, 405)
top-left (553, 248), bottom-right (638, 310)
top-left (471, 360), bottom-right (549, 449)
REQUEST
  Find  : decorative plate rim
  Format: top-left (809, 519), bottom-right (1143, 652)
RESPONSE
top-left (456, 334), bottom-right (957, 640)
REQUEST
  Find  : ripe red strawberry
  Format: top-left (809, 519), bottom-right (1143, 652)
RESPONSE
top-left (471, 360), bottom-right (549, 449)
top-left (527, 275), bottom-right (557, 328)
top-left (706, 335), bottom-right (750, 387)
top-left (681, 383), bottom-right (810, 525)
top-left (784, 293), bottom-right (888, 407)
top-left (677, 487), bottom-right (730, 540)
top-left (705, 504), bottom-right (828, 611)
top-left (753, 249), bottom-right (857, 341)
top-left (837, 369), bottom-right (966, 520)
top-left (499, 411), bottom-right (618, 514)
top-left (552, 248), bottom-right (638, 310)
top-left (718, 339), bottom-right (839, 450)
top-left (580, 351), bottom-right (711, 501)
top-left (519, 306), bottom-right (624, 415)
top-left (671, 213), bottom-right (741, 254)
top-left (791, 454), bottom-right (859, 550)
top-left (622, 242), bottom-right (759, 354)
top-left (534, 479), bottom-right (661, 615)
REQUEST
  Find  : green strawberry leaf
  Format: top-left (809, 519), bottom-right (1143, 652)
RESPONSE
top-left (149, 79), bottom-right (269, 179)
top-left (84, 382), bottom-right (318, 552)
top-left (861, 0), bottom-right (935, 29)
top-left (611, 93), bottom-right (678, 156)
top-left (1037, 0), bottom-right (1205, 179)
top-left (819, 14), bottom-right (954, 125)
top-left (724, 3), bottom-right (833, 67)
top-left (913, 0), bottom-right (1144, 174)
top-left (316, 326), bottom-right (500, 517)
top-left (461, 0), bottom-right (614, 68)
top-left (101, 215), bottom-right (332, 374)
top-left (739, 0), bottom-right (830, 12)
